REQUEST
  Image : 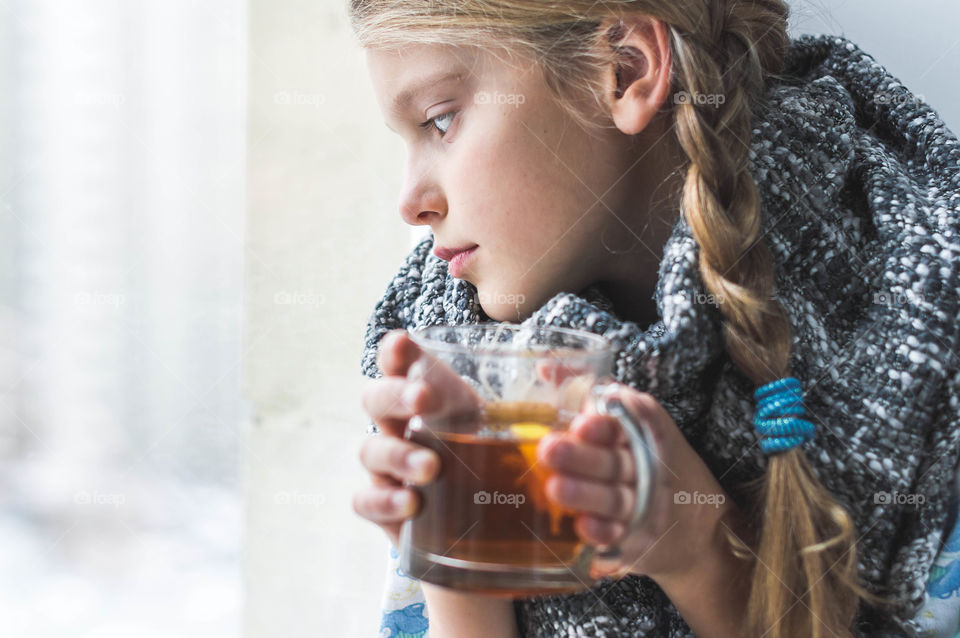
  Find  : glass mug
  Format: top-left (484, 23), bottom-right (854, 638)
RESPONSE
top-left (398, 323), bottom-right (659, 597)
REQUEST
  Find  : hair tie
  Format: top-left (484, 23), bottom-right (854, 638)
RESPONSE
top-left (753, 377), bottom-right (815, 454)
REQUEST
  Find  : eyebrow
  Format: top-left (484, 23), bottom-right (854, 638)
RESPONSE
top-left (389, 70), bottom-right (466, 117)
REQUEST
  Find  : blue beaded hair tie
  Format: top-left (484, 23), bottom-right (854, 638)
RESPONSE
top-left (753, 377), bottom-right (815, 454)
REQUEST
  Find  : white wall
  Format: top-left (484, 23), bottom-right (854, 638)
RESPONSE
top-left (789, 0), bottom-right (960, 131)
top-left (242, 1), bottom-right (409, 637)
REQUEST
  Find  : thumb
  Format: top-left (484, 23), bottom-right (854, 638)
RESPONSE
top-left (406, 350), bottom-right (483, 419)
top-left (580, 384), bottom-right (660, 448)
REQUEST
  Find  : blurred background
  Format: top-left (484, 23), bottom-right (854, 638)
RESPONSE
top-left (0, 1), bottom-right (956, 637)
top-left (0, 1), bottom-right (245, 637)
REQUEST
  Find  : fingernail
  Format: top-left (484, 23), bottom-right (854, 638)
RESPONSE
top-left (406, 449), bottom-right (436, 480)
top-left (402, 382), bottom-right (422, 411)
top-left (392, 489), bottom-right (413, 514)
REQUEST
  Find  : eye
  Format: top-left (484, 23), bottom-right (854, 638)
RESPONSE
top-left (419, 110), bottom-right (457, 138)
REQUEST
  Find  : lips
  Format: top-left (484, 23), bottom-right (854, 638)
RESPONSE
top-left (432, 243), bottom-right (479, 279)
top-left (432, 244), bottom-right (478, 262)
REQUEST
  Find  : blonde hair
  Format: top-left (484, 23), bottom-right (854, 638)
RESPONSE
top-left (349, 1), bottom-right (898, 635)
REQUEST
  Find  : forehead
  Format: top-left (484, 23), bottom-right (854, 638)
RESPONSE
top-left (365, 44), bottom-right (487, 114)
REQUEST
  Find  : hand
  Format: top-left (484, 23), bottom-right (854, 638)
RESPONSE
top-left (354, 329), bottom-right (483, 547)
top-left (536, 383), bottom-right (745, 582)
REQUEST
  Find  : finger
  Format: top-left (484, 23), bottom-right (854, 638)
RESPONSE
top-left (618, 391), bottom-right (669, 444)
top-left (570, 413), bottom-right (628, 447)
top-left (365, 352), bottom-right (483, 430)
top-left (406, 352), bottom-right (483, 419)
top-left (538, 431), bottom-right (636, 484)
top-left (372, 472), bottom-right (401, 488)
top-left (575, 514), bottom-right (626, 547)
top-left (575, 393), bottom-right (665, 449)
top-left (535, 360), bottom-right (594, 386)
top-left (358, 435), bottom-right (441, 485)
top-left (545, 474), bottom-right (635, 521)
top-left (537, 361), bottom-right (597, 412)
top-left (582, 390), bottom-right (676, 481)
top-left (368, 416), bottom-right (409, 439)
top-left (361, 377), bottom-right (416, 424)
top-left (535, 361), bottom-right (598, 412)
top-left (352, 485), bottom-right (419, 525)
top-left (376, 329), bottom-right (422, 377)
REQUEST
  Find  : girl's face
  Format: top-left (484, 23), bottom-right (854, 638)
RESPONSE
top-left (367, 43), bottom-right (675, 323)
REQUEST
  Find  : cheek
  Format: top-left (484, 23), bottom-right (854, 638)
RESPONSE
top-left (461, 139), bottom-right (569, 252)
top-left (462, 103), bottom-right (568, 205)
top-left (452, 106), bottom-right (603, 310)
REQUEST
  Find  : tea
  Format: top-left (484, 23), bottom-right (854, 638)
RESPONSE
top-left (401, 401), bottom-right (591, 595)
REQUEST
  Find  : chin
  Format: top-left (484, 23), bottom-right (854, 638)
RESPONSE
top-left (476, 286), bottom-right (532, 323)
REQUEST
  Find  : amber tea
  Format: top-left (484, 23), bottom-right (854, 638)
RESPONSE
top-left (401, 400), bottom-right (593, 596)
top-left (400, 323), bottom-right (658, 597)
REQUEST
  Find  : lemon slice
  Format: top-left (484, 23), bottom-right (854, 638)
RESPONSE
top-left (509, 422), bottom-right (552, 441)
top-left (485, 401), bottom-right (557, 426)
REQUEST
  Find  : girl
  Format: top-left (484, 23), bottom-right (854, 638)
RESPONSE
top-left (351, 1), bottom-right (960, 636)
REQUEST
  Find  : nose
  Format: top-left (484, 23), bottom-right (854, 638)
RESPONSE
top-left (400, 205), bottom-right (443, 226)
top-left (398, 162), bottom-right (446, 227)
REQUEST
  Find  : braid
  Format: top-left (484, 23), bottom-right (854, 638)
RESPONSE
top-left (670, 2), bottom-right (895, 636)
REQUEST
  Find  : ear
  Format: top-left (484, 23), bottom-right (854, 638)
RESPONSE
top-left (602, 15), bottom-right (673, 136)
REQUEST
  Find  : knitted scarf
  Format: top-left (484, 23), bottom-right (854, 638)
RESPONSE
top-left (360, 34), bottom-right (960, 637)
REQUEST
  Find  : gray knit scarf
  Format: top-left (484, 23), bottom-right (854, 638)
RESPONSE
top-left (360, 34), bottom-right (960, 637)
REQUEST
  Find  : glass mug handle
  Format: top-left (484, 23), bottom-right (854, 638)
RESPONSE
top-left (585, 379), bottom-right (660, 576)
